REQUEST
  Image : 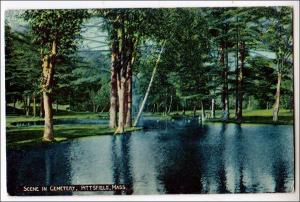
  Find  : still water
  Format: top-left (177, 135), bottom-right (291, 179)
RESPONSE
top-left (7, 118), bottom-right (294, 195)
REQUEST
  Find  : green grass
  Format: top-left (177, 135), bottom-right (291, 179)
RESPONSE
top-left (6, 112), bottom-right (109, 127)
top-left (6, 110), bottom-right (138, 149)
top-left (166, 109), bottom-right (293, 125)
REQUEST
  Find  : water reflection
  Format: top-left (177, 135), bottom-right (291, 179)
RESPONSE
top-left (7, 119), bottom-right (294, 195)
top-left (111, 135), bottom-right (133, 194)
top-left (7, 144), bottom-right (72, 195)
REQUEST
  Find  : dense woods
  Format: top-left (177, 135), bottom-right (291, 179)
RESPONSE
top-left (5, 7), bottom-right (293, 140)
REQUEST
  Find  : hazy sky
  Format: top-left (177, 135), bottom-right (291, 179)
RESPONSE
top-left (5, 10), bottom-right (109, 52)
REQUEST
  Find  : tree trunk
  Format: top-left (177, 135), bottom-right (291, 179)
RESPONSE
top-left (26, 96), bottom-right (31, 116)
top-left (40, 94), bottom-right (44, 118)
top-left (225, 42), bottom-right (230, 120)
top-left (165, 104), bottom-right (168, 115)
top-left (236, 41), bottom-right (245, 123)
top-left (125, 57), bottom-right (134, 127)
top-left (235, 69), bottom-right (239, 118)
top-left (116, 75), bottom-right (126, 133)
top-left (43, 91), bottom-right (54, 141)
top-left (247, 97), bottom-right (251, 110)
top-left (99, 103), bottom-right (108, 115)
top-left (168, 95), bottom-right (173, 114)
top-left (221, 41), bottom-right (229, 121)
top-left (273, 72), bottom-right (282, 122)
top-left (109, 36), bottom-right (118, 128)
top-left (133, 40), bottom-right (166, 127)
top-left (201, 100), bottom-right (205, 121)
top-left (211, 98), bottom-right (215, 119)
top-left (193, 105), bottom-right (196, 117)
top-left (23, 99), bottom-right (26, 114)
top-left (235, 16), bottom-right (239, 119)
top-left (42, 40), bottom-right (56, 142)
top-left (33, 96), bottom-right (36, 117)
top-left (68, 94), bottom-right (71, 111)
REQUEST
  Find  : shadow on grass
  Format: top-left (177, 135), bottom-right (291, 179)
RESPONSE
top-left (6, 125), bottom-right (141, 149)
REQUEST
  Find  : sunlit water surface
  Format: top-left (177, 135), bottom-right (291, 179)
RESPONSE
top-left (7, 118), bottom-right (294, 195)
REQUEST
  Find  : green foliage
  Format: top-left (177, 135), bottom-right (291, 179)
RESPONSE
top-left (5, 23), bottom-right (40, 104)
top-left (23, 10), bottom-right (90, 55)
top-left (6, 7), bottom-right (294, 116)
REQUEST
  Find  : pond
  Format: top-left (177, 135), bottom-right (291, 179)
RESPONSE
top-left (7, 118), bottom-right (294, 195)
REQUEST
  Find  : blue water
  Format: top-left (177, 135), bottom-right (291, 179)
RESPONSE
top-left (7, 119), bottom-right (294, 195)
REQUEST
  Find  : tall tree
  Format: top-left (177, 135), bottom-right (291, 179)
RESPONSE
top-left (262, 7), bottom-right (293, 121)
top-left (225, 8), bottom-right (261, 122)
top-left (100, 8), bottom-right (168, 131)
top-left (23, 10), bottom-right (89, 141)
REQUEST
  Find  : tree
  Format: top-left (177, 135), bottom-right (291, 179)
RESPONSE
top-left (262, 7), bottom-right (293, 121)
top-left (5, 23), bottom-right (40, 116)
top-left (133, 40), bottom-right (166, 127)
top-left (224, 8), bottom-right (261, 123)
top-left (100, 8), bottom-right (169, 132)
top-left (207, 8), bottom-right (232, 121)
top-left (23, 10), bottom-right (89, 141)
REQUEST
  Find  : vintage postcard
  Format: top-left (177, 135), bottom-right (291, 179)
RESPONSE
top-left (1, 1), bottom-right (299, 201)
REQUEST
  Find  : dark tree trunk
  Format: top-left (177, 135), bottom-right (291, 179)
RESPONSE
top-left (193, 105), bottom-right (196, 117)
top-left (225, 41), bottom-right (230, 120)
top-left (221, 41), bottom-right (230, 120)
top-left (235, 16), bottom-right (239, 119)
top-left (33, 96), bottom-right (36, 117)
top-left (23, 99), bottom-right (26, 114)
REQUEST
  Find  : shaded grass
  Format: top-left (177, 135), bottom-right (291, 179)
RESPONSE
top-left (6, 124), bottom-right (141, 149)
top-left (6, 112), bottom-right (109, 127)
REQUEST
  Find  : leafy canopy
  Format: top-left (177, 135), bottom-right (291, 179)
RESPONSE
top-left (23, 10), bottom-right (89, 55)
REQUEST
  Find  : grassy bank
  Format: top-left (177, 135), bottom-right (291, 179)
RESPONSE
top-left (167, 109), bottom-right (293, 125)
top-left (6, 111), bottom-right (109, 128)
top-left (6, 111), bottom-right (138, 149)
top-left (6, 125), bottom-right (141, 149)
top-left (6, 109), bottom-right (293, 149)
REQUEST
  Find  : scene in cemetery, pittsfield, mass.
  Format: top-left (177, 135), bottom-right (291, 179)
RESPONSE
top-left (5, 7), bottom-right (294, 195)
